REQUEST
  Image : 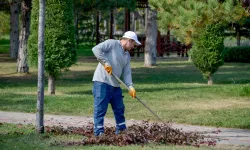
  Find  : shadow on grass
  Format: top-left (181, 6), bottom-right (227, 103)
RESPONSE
top-left (0, 73), bottom-right (38, 88)
top-left (0, 93), bottom-right (36, 112)
top-left (0, 60), bottom-right (249, 90)
top-left (66, 90), bottom-right (93, 95)
top-left (0, 54), bottom-right (14, 62)
top-left (66, 86), bottom-right (210, 96)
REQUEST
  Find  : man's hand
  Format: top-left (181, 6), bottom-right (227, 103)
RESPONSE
top-left (104, 64), bottom-right (112, 75)
top-left (129, 87), bottom-right (136, 98)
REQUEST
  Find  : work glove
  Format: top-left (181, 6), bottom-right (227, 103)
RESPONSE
top-left (129, 87), bottom-right (136, 98)
top-left (104, 64), bottom-right (112, 75)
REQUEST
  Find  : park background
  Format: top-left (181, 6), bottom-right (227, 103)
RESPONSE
top-left (0, 0), bottom-right (250, 149)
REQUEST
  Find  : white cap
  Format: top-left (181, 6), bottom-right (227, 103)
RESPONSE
top-left (122, 31), bottom-right (141, 45)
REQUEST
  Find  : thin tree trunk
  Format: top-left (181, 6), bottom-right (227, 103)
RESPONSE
top-left (48, 74), bottom-right (55, 95)
top-left (95, 11), bottom-right (100, 44)
top-left (131, 12), bottom-right (135, 31)
top-left (145, 8), bottom-right (148, 32)
top-left (144, 9), bottom-right (157, 67)
top-left (236, 25), bottom-right (241, 46)
top-left (113, 9), bottom-right (116, 34)
top-left (36, 0), bottom-right (45, 134)
top-left (208, 75), bottom-right (213, 85)
top-left (109, 9), bottom-right (114, 39)
top-left (17, 0), bottom-right (31, 73)
top-left (74, 11), bottom-right (79, 49)
top-left (10, 0), bottom-right (19, 59)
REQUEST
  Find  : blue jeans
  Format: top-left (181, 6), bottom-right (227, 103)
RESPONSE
top-left (92, 81), bottom-right (126, 136)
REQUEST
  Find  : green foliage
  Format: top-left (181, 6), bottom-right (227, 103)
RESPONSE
top-left (75, 0), bottom-right (136, 11)
top-left (150, 0), bottom-right (249, 81)
top-left (191, 24), bottom-right (225, 79)
top-left (150, 0), bottom-right (249, 44)
top-left (224, 46), bottom-right (250, 63)
top-left (28, 0), bottom-right (77, 78)
top-left (0, 12), bottom-right (10, 36)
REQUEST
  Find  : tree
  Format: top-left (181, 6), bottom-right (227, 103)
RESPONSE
top-left (9, 0), bottom-right (20, 59)
top-left (36, 0), bottom-right (45, 134)
top-left (191, 24), bottom-right (224, 85)
top-left (73, 0), bottom-right (136, 45)
top-left (17, 0), bottom-right (31, 73)
top-left (29, 0), bottom-right (77, 95)
top-left (144, 8), bottom-right (157, 66)
top-left (150, 0), bottom-right (249, 84)
top-left (0, 12), bottom-right (10, 36)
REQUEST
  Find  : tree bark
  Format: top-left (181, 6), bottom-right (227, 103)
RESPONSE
top-left (109, 9), bottom-right (114, 39)
top-left (208, 75), bottom-right (213, 85)
top-left (131, 12), bottom-right (135, 31)
top-left (236, 25), bottom-right (241, 46)
top-left (74, 11), bottom-right (79, 49)
top-left (144, 9), bottom-right (157, 67)
top-left (48, 74), bottom-right (55, 95)
top-left (95, 11), bottom-right (100, 44)
top-left (10, 0), bottom-right (19, 59)
top-left (36, 0), bottom-right (45, 134)
top-left (17, 0), bottom-right (31, 73)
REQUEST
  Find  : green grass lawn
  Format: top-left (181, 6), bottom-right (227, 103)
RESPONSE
top-left (0, 37), bottom-right (94, 56)
top-left (0, 56), bottom-right (250, 129)
top-left (77, 45), bottom-right (94, 57)
top-left (0, 123), bottom-right (247, 150)
top-left (0, 36), bottom-right (10, 54)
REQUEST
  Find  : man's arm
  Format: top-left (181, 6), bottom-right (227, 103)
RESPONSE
top-left (92, 40), bottom-right (112, 66)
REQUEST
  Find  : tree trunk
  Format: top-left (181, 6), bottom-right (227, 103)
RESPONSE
top-left (95, 11), bottom-right (100, 44)
top-left (145, 8), bottom-right (148, 32)
top-left (36, 0), bottom-right (45, 134)
top-left (10, 1), bottom-right (20, 59)
top-left (17, 0), bottom-right (31, 73)
top-left (208, 75), bottom-right (213, 85)
top-left (236, 25), bottom-right (241, 46)
top-left (109, 9), bottom-right (114, 39)
top-left (144, 9), bottom-right (157, 67)
top-left (48, 74), bottom-right (55, 95)
top-left (131, 12), bottom-right (135, 31)
top-left (74, 11), bottom-right (79, 49)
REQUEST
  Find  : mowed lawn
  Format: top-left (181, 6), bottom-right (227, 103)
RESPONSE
top-left (0, 54), bottom-right (249, 129)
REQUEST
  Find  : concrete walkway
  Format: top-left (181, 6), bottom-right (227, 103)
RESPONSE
top-left (0, 111), bottom-right (250, 147)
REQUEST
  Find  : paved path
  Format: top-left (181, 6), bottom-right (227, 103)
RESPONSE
top-left (0, 111), bottom-right (250, 147)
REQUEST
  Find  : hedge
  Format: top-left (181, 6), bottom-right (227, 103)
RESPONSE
top-left (224, 46), bottom-right (250, 63)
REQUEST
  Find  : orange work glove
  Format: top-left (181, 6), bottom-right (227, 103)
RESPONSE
top-left (104, 64), bottom-right (112, 75)
top-left (129, 87), bottom-right (136, 98)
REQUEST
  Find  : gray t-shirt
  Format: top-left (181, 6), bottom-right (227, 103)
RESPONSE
top-left (92, 39), bottom-right (133, 88)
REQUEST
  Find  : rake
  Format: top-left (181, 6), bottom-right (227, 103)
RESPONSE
top-left (98, 59), bottom-right (167, 125)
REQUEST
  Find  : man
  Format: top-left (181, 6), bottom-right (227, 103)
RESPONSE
top-left (92, 31), bottom-right (141, 136)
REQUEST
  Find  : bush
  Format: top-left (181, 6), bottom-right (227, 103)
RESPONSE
top-left (191, 24), bottom-right (224, 80)
top-left (224, 46), bottom-right (250, 63)
top-left (28, 0), bottom-right (77, 78)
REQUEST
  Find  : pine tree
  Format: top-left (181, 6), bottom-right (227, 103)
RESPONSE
top-left (150, 0), bottom-right (249, 84)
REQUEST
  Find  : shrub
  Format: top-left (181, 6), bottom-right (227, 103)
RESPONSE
top-left (28, 0), bottom-right (77, 78)
top-left (224, 46), bottom-right (250, 63)
top-left (191, 24), bottom-right (224, 84)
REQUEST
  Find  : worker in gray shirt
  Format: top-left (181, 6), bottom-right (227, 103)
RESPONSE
top-left (92, 31), bottom-right (141, 136)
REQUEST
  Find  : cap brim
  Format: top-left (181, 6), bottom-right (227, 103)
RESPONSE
top-left (135, 40), bottom-right (141, 45)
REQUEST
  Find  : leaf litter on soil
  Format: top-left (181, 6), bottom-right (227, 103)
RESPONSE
top-left (47, 121), bottom-right (217, 147)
